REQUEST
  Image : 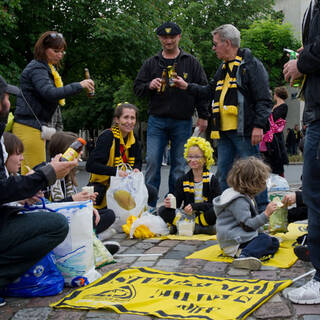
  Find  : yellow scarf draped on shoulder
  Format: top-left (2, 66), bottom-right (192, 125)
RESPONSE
top-left (48, 63), bottom-right (65, 106)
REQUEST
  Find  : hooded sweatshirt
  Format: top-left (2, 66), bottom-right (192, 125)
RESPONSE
top-left (213, 188), bottom-right (268, 254)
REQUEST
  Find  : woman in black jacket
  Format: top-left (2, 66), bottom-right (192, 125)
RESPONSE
top-left (13, 31), bottom-right (94, 174)
top-left (260, 86), bottom-right (289, 177)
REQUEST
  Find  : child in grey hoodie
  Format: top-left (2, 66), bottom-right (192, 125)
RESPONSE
top-left (213, 157), bottom-right (279, 270)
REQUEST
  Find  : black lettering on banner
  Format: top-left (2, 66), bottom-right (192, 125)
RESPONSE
top-left (197, 293), bottom-right (230, 302)
top-left (178, 303), bottom-right (221, 314)
top-left (222, 283), bottom-right (267, 294)
top-left (150, 289), bottom-right (191, 301)
top-left (233, 295), bottom-right (252, 303)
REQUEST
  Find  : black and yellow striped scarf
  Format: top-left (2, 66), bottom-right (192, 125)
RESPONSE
top-left (111, 126), bottom-right (135, 168)
top-left (182, 168), bottom-right (211, 203)
top-left (211, 50), bottom-right (243, 139)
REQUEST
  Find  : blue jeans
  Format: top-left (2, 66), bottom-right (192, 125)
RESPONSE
top-left (240, 233), bottom-right (279, 259)
top-left (145, 115), bottom-right (192, 207)
top-left (217, 130), bottom-right (268, 212)
top-left (302, 120), bottom-right (320, 281)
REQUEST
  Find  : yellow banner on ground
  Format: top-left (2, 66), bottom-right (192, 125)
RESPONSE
top-left (186, 223), bottom-right (308, 268)
top-left (52, 267), bottom-right (291, 320)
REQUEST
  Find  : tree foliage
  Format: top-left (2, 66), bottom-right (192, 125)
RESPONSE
top-left (0, 0), bottom-right (298, 132)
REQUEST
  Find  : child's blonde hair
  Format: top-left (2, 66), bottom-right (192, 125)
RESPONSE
top-left (184, 136), bottom-right (214, 169)
top-left (227, 157), bottom-right (270, 198)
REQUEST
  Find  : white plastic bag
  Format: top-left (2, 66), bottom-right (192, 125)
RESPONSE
top-left (129, 211), bottom-right (169, 238)
top-left (267, 174), bottom-right (290, 192)
top-left (107, 166), bottom-right (148, 231)
top-left (47, 200), bottom-right (101, 286)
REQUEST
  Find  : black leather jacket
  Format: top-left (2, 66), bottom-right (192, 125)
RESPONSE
top-left (188, 48), bottom-right (272, 136)
top-left (298, 0), bottom-right (320, 124)
top-left (14, 60), bottom-right (82, 130)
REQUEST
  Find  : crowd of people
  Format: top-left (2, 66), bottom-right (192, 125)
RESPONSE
top-left (0, 0), bottom-right (319, 307)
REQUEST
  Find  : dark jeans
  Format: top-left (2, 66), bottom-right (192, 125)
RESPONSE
top-left (302, 120), bottom-right (320, 281)
top-left (0, 211), bottom-right (68, 288)
top-left (240, 233), bottom-right (279, 259)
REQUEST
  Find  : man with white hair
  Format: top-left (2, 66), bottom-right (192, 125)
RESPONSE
top-left (174, 24), bottom-right (272, 213)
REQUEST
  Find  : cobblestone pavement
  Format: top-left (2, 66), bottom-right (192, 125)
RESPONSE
top-left (1, 184), bottom-right (319, 320)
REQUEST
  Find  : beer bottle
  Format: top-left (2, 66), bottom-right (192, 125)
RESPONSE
top-left (284, 49), bottom-right (301, 88)
top-left (84, 68), bottom-right (95, 97)
top-left (60, 138), bottom-right (87, 162)
top-left (169, 62), bottom-right (177, 87)
top-left (157, 69), bottom-right (167, 94)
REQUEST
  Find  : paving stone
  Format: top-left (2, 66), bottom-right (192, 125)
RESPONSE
top-left (137, 255), bottom-right (161, 261)
top-left (303, 315), bottom-right (320, 320)
top-left (121, 248), bottom-right (145, 254)
top-left (49, 309), bottom-right (85, 320)
top-left (228, 267), bottom-right (250, 276)
top-left (179, 267), bottom-right (200, 274)
top-left (182, 259), bottom-right (207, 267)
top-left (134, 242), bottom-right (154, 250)
top-left (86, 310), bottom-right (119, 319)
top-left (113, 233), bottom-right (127, 240)
top-left (119, 314), bottom-right (152, 319)
top-left (25, 289), bottom-right (73, 308)
top-left (142, 238), bottom-right (162, 244)
top-left (279, 266), bottom-right (310, 280)
top-left (120, 240), bottom-right (138, 247)
top-left (203, 261), bottom-right (228, 273)
top-left (11, 307), bottom-right (51, 320)
top-left (157, 240), bottom-right (180, 247)
top-left (130, 261), bottom-right (155, 268)
top-left (144, 246), bottom-right (171, 254)
top-left (114, 256), bottom-right (137, 264)
top-left (267, 294), bottom-right (283, 303)
top-left (99, 263), bottom-right (129, 273)
top-left (173, 244), bottom-right (198, 252)
top-left (293, 303), bottom-right (320, 316)
top-left (163, 250), bottom-right (189, 259)
top-left (251, 270), bottom-right (278, 280)
top-left (118, 246), bottom-right (129, 253)
top-left (253, 301), bottom-right (292, 318)
top-left (155, 259), bottom-right (181, 270)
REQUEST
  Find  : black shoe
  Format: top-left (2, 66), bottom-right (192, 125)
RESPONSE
top-left (194, 224), bottom-right (216, 235)
top-left (169, 225), bottom-right (177, 235)
top-left (294, 245), bottom-right (310, 262)
top-left (103, 241), bottom-right (120, 255)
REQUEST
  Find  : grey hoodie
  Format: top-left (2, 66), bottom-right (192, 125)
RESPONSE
top-left (213, 188), bottom-right (268, 253)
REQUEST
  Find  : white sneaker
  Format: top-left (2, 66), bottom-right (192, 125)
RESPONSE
top-left (97, 228), bottom-right (116, 242)
top-left (232, 256), bottom-right (262, 270)
top-left (287, 279), bottom-right (320, 304)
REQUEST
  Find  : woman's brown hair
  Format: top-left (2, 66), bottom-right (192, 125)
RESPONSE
top-left (274, 86), bottom-right (288, 100)
top-left (227, 157), bottom-right (271, 198)
top-left (112, 102), bottom-right (139, 126)
top-left (3, 132), bottom-right (24, 156)
top-left (48, 131), bottom-right (79, 185)
top-left (34, 31), bottom-right (67, 64)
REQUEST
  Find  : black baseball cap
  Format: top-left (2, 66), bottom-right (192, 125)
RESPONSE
top-left (0, 75), bottom-right (21, 96)
top-left (156, 22), bottom-right (181, 36)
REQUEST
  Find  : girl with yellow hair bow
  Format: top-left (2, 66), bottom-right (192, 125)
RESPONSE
top-left (158, 136), bottom-right (221, 235)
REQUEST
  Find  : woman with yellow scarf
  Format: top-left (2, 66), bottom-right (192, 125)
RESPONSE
top-left (13, 31), bottom-right (94, 174)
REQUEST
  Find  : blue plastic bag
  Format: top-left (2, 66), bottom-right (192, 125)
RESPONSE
top-left (0, 253), bottom-right (64, 297)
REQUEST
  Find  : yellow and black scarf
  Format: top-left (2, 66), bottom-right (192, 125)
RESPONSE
top-left (182, 168), bottom-right (211, 203)
top-left (211, 50), bottom-right (244, 139)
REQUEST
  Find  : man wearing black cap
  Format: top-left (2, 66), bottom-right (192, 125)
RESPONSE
top-left (0, 75), bottom-right (77, 305)
top-left (134, 22), bottom-right (210, 208)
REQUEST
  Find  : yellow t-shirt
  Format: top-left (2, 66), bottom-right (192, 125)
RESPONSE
top-left (219, 62), bottom-right (238, 131)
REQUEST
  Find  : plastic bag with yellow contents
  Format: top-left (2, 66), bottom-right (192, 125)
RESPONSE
top-left (107, 166), bottom-right (148, 232)
top-left (123, 213), bottom-right (169, 239)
